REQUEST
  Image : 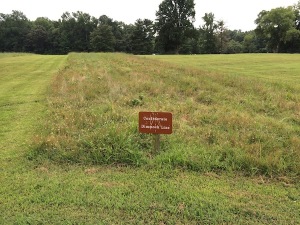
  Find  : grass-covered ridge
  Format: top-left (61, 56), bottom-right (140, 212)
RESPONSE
top-left (0, 53), bottom-right (299, 224)
top-left (32, 53), bottom-right (300, 176)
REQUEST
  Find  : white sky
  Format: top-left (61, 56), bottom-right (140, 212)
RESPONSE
top-left (1, 0), bottom-right (298, 31)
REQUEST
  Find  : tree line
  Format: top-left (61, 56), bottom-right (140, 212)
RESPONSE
top-left (1, 0), bottom-right (300, 54)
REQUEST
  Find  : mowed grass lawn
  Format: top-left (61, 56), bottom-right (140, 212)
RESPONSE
top-left (0, 53), bottom-right (299, 224)
top-left (0, 54), bottom-right (67, 158)
top-left (148, 54), bottom-right (300, 83)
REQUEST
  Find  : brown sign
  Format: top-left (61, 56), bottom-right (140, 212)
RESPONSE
top-left (139, 112), bottom-right (172, 134)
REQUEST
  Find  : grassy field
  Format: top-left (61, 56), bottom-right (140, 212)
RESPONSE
top-left (147, 54), bottom-right (300, 83)
top-left (32, 53), bottom-right (300, 176)
top-left (0, 53), bottom-right (299, 224)
top-left (0, 53), bottom-right (67, 158)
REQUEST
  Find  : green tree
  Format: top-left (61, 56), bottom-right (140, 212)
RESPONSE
top-left (59, 12), bottom-right (77, 53)
top-left (216, 20), bottom-right (229, 53)
top-left (0, 11), bottom-right (31, 52)
top-left (98, 15), bottom-right (113, 25)
top-left (199, 13), bottom-right (217, 54)
top-left (228, 29), bottom-right (245, 43)
top-left (243, 32), bottom-right (257, 53)
top-left (50, 20), bottom-right (64, 54)
top-left (72, 11), bottom-right (94, 51)
top-left (26, 25), bottom-right (48, 53)
top-left (155, 0), bottom-right (195, 54)
top-left (255, 7), bottom-right (295, 52)
top-left (58, 11), bottom-right (95, 53)
top-left (97, 15), bottom-right (130, 52)
top-left (283, 1), bottom-right (300, 52)
top-left (25, 17), bottom-right (55, 54)
top-left (284, 28), bottom-right (300, 52)
top-left (114, 22), bottom-right (132, 52)
top-left (225, 40), bottom-right (243, 53)
top-left (90, 25), bottom-right (116, 52)
top-left (131, 19), bottom-right (154, 55)
top-left (293, 1), bottom-right (300, 30)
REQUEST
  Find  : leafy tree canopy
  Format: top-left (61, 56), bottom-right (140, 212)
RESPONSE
top-left (155, 0), bottom-right (195, 54)
top-left (1, 1), bottom-right (300, 54)
top-left (255, 7), bottom-right (296, 52)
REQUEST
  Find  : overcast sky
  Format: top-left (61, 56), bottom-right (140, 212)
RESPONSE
top-left (2, 0), bottom-right (298, 31)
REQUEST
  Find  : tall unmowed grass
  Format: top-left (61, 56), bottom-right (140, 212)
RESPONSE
top-left (30, 53), bottom-right (300, 177)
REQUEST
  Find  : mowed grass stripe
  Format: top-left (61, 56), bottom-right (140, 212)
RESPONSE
top-left (0, 54), bottom-right (67, 159)
top-left (0, 54), bottom-right (62, 104)
top-left (146, 54), bottom-right (300, 84)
